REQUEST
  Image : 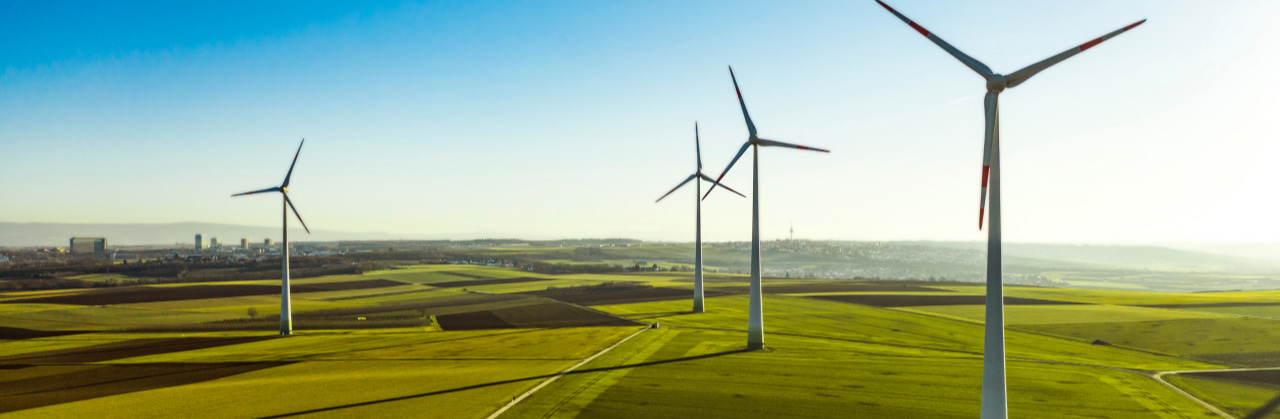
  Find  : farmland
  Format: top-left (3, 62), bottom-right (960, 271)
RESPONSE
top-left (3, 262), bottom-right (1280, 417)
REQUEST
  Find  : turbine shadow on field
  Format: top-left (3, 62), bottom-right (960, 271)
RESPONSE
top-left (257, 347), bottom-right (750, 418)
top-left (1245, 393), bottom-right (1280, 419)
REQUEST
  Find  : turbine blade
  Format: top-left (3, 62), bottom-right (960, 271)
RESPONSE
top-left (281, 138), bottom-right (305, 188)
top-left (757, 138), bottom-right (831, 153)
top-left (875, 1), bottom-right (994, 78)
top-left (979, 93), bottom-right (998, 230)
top-left (656, 174), bottom-right (698, 203)
top-left (695, 122), bottom-right (703, 170)
top-left (283, 193), bottom-right (310, 234)
top-left (1006, 19), bottom-right (1145, 88)
top-left (703, 142), bottom-right (752, 200)
top-left (728, 66), bottom-right (758, 138)
top-left (700, 174), bottom-right (746, 198)
top-left (231, 186), bottom-right (281, 197)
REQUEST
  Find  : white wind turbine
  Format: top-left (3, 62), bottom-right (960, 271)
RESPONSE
top-left (704, 67), bottom-right (830, 350)
top-left (875, 2), bottom-right (1145, 417)
top-left (655, 122), bottom-right (745, 313)
top-left (231, 139), bottom-right (311, 336)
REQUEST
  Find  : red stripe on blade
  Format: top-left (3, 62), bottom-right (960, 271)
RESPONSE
top-left (909, 22), bottom-right (930, 37)
top-left (981, 166), bottom-right (990, 188)
top-left (1079, 37), bottom-right (1104, 51)
top-left (979, 208), bottom-right (985, 230)
top-left (1123, 20), bottom-right (1145, 31)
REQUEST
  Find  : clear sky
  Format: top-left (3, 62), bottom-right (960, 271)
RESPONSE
top-left (2, 1), bottom-right (1278, 243)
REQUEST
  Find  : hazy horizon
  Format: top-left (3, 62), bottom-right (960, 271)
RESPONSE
top-left (4, 1), bottom-right (1278, 243)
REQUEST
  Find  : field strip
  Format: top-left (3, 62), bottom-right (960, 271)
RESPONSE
top-left (1151, 372), bottom-right (1235, 419)
top-left (485, 326), bottom-right (649, 419)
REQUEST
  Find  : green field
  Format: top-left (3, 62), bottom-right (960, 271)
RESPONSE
top-left (508, 300), bottom-right (1213, 418)
top-left (1162, 374), bottom-right (1280, 419)
top-left (5, 264), bottom-right (1280, 417)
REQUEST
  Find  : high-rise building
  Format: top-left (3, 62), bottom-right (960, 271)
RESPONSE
top-left (69, 237), bottom-right (107, 253)
top-left (195, 234), bottom-right (207, 250)
top-left (241, 238), bottom-right (252, 249)
top-left (210, 237), bottom-right (221, 247)
top-left (264, 238), bottom-right (275, 247)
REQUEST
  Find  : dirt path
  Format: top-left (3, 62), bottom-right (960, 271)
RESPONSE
top-left (1150, 371), bottom-right (1236, 418)
top-left (485, 326), bottom-right (649, 419)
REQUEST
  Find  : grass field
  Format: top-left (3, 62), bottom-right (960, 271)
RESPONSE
top-left (6, 263), bottom-right (1280, 417)
top-left (507, 305), bottom-right (1213, 418)
top-left (1163, 374), bottom-right (1280, 418)
top-left (1021, 317), bottom-right (1280, 367)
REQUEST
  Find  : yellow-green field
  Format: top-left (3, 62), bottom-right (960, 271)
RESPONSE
top-left (4, 264), bottom-right (1280, 417)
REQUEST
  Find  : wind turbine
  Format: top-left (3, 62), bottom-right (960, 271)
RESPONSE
top-left (655, 122), bottom-right (745, 313)
top-left (231, 139), bottom-right (311, 336)
top-left (875, 2), bottom-right (1144, 417)
top-left (703, 67), bottom-right (830, 350)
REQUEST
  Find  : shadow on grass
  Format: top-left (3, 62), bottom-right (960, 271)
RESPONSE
top-left (257, 347), bottom-right (751, 418)
top-left (1246, 393), bottom-right (1280, 419)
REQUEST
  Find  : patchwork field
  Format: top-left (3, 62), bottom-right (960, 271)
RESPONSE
top-left (4, 264), bottom-right (1280, 417)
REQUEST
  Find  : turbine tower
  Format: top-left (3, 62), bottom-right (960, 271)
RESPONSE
top-left (875, 2), bottom-right (1144, 417)
top-left (232, 139), bottom-right (311, 336)
top-left (704, 67), bottom-right (830, 350)
top-left (655, 123), bottom-right (745, 313)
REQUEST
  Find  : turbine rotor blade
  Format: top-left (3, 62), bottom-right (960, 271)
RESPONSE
top-left (656, 174), bottom-right (698, 203)
top-left (703, 142), bottom-right (752, 200)
top-left (757, 138), bottom-right (831, 153)
top-left (281, 138), bottom-right (305, 188)
top-left (875, 1), bottom-right (993, 79)
top-left (699, 174), bottom-right (746, 198)
top-left (231, 187), bottom-right (281, 197)
top-left (979, 93), bottom-right (999, 230)
top-left (1006, 19), bottom-right (1145, 89)
top-left (283, 193), bottom-right (310, 234)
top-left (728, 66), bottom-right (758, 138)
top-left (695, 122), bottom-right (703, 170)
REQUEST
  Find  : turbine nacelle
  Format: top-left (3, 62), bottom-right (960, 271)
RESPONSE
top-left (986, 74), bottom-right (1008, 93)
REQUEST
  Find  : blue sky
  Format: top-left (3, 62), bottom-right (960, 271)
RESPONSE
top-left (2, 1), bottom-right (1278, 243)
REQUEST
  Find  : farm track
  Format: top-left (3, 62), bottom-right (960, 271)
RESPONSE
top-left (486, 326), bottom-right (649, 419)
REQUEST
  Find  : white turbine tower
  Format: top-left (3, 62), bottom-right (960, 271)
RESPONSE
top-left (704, 67), bottom-right (830, 350)
top-left (655, 123), bottom-right (745, 313)
top-left (231, 139), bottom-right (311, 336)
top-left (875, 2), bottom-right (1144, 417)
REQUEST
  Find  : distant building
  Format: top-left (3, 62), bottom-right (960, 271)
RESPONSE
top-left (195, 234), bottom-right (207, 250)
top-left (210, 237), bottom-right (221, 247)
top-left (241, 238), bottom-right (252, 249)
top-left (0, 254), bottom-right (9, 263)
top-left (264, 238), bottom-right (275, 247)
top-left (70, 238), bottom-right (107, 254)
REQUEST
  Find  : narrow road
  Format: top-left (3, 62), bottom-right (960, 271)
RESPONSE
top-left (1148, 367), bottom-right (1280, 419)
top-left (485, 326), bottom-right (650, 419)
top-left (1149, 371), bottom-right (1236, 419)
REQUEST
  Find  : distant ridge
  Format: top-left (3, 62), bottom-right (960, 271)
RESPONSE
top-left (0, 222), bottom-right (395, 247)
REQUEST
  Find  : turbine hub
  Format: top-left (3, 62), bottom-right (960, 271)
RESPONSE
top-left (281, 187), bottom-right (289, 194)
top-left (986, 74), bottom-right (1008, 93)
